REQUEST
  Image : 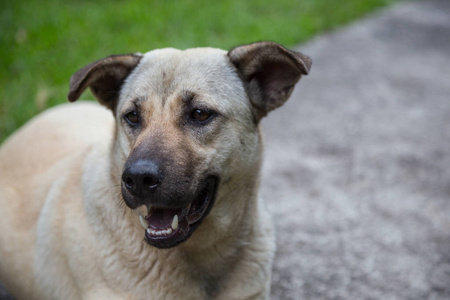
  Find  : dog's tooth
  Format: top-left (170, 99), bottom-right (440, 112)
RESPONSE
top-left (171, 215), bottom-right (179, 230)
top-left (139, 215), bottom-right (148, 229)
top-left (166, 228), bottom-right (173, 235)
top-left (146, 228), bottom-right (151, 235)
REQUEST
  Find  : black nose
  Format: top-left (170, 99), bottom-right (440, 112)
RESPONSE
top-left (122, 159), bottom-right (162, 198)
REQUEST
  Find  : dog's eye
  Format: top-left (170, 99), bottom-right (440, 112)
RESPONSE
top-left (124, 111), bottom-right (140, 126)
top-left (190, 109), bottom-right (214, 124)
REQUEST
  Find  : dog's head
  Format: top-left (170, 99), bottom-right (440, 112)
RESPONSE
top-left (68, 42), bottom-right (311, 248)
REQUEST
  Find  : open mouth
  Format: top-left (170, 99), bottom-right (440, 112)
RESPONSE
top-left (137, 177), bottom-right (218, 248)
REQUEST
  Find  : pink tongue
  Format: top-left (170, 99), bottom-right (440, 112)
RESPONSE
top-left (146, 208), bottom-right (181, 229)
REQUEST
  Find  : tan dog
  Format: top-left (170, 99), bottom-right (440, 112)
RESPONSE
top-left (0, 42), bottom-right (311, 300)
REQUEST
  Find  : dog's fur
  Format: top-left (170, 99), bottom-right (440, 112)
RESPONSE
top-left (0, 42), bottom-right (311, 300)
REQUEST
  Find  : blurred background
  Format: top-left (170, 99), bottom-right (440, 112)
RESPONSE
top-left (0, 0), bottom-right (400, 142)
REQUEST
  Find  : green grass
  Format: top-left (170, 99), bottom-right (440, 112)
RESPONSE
top-left (0, 0), bottom-right (402, 142)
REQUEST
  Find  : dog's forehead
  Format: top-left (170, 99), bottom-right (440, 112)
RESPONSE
top-left (139, 47), bottom-right (229, 72)
top-left (119, 47), bottom-right (248, 113)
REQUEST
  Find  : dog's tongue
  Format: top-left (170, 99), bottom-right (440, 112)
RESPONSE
top-left (146, 208), bottom-right (181, 229)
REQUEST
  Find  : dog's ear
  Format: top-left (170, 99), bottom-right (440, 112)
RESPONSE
top-left (67, 54), bottom-right (142, 111)
top-left (228, 41), bottom-right (311, 121)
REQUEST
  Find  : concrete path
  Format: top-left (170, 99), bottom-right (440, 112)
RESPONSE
top-left (264, 0), bottom-right (450, 299)
top-left (1, 0), bottom-right (450, 299)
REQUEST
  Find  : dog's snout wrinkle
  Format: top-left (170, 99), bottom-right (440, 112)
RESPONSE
top-left (122, 159), bottom-right (162, 199)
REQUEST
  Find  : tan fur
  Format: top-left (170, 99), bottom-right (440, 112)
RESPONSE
top-left (0, 43), bottom-right (310, 299)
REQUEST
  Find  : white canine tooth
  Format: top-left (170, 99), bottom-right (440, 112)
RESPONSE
top-left (146, 228), bottom-right (151, 234)
top-left (139, 215), bottom-right (148, 230)
top-left (167, 228), bottom-right (173, 235)
top-left (171, 215), bottom-right (179, 230)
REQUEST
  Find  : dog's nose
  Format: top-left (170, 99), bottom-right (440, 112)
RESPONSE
top-left (122, 159), bottom-right (162, 197)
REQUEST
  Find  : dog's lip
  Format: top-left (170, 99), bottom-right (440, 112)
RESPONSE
top-left (140, 176), bottom-right (218, 248)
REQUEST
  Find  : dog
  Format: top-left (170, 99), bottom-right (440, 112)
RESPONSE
top-left (0, 41), bottom-right (311, 300)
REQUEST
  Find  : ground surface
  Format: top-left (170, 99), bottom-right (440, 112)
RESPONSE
top-left (263, 0), bottom-right (450, 299)
top-left (1, 0), bottom-right (450, 299)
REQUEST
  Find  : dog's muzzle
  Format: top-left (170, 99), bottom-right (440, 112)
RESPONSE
top-left (121, 158), bottom-right (219, 248)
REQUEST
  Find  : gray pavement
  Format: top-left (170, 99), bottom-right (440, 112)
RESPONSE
top-left (263, 0), bottom-right (450, 299)
top-left (1, 0), bottom-right (450, 299)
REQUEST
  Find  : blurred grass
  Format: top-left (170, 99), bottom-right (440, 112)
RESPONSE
top-left (0, 0), bottom-right (402, 143)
